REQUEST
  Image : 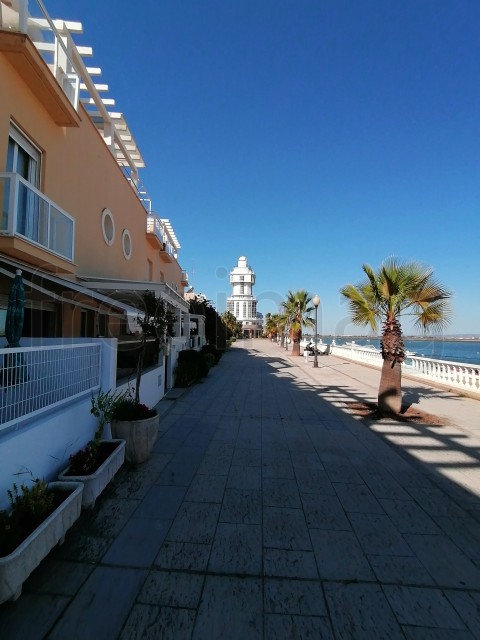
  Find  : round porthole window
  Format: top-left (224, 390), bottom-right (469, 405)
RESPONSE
top-left (122, 229), bottom-right (132, 260)
top-left (101, 208), bottom-right (115, 246)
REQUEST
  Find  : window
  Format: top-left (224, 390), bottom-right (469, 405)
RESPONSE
top-left (80, 309), bottom-right (94, 337)
top-left (235, 302), bottom-right (239, 317)
top-left (240, 276), bottom-right (244, 281)
top-left (98, 314), bottom-right (108, 337)
top-left (101, 208), bottom-right (115, 246)
top-left (147, 259), bottom-right (153, 281)
top-left (122, 229), bottom-right (132, 260)
top-left (243, 302), bottom-right (247, 318)
top-left (7, 125), bottom-right (41, 185)
top-left (240, 284), bottom-right (244, 294)
top-left (3, 124), bottom-right (42, 236)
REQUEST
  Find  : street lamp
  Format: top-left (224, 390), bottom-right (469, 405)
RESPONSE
top-left (312, 294), bottom-right (320, 368)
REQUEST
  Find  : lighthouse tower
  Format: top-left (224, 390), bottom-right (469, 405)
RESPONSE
top-left (227, 256), bottom-right (263, 337)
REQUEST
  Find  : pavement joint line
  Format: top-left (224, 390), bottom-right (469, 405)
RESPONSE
top-left (2, 339), bottom-right (480, 638)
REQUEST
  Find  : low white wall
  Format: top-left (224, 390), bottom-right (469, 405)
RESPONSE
top-left (116, 361), bottom-right (166, 408)
top-left (0, 395), bottom-right (97, 510)
top-left (330, 345), bottom-right (480, 397)
top-left (0, 338), bottom-right (117, 510)
top-left (167, 337), bottom-right (189, 389)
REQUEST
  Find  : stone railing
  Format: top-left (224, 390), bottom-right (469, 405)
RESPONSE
top-left (330, 344), bottom-right (480, 397)
top-left (405, 356), bottom-right (479, 397)
top-left (331, 344), bottom-right (383, 367)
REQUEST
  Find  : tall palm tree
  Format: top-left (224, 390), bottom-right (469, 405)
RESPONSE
top-left (282, 290), bottom-right (315, 356)
top-left (340, 258), bottom-right (452, 413)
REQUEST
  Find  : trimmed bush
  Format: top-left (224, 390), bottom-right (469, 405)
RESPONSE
top-left (201, 344), bottom-right (222, 364)
top-left (174, 361), bottom-right (198, 387)
top-left (200, 352), bottom-right (215, 376)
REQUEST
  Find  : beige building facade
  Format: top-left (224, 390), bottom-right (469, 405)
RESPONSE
top-left (0, 0), bottom-right (189, 340)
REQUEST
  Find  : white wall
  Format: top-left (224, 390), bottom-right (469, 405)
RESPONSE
top-left (0, 338), bottom-right (117, 510)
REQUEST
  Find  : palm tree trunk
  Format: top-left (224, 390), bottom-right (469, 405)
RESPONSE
top-left (291, 328), bottom-right (302, 356)
top-left (378, 360), bottom-right (402, 414)
top-left (291, 341), bottom-right (300, 356)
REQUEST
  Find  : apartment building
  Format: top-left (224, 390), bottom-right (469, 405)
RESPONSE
top-left (0, 0), bottom-right (198, 502)
top-left (0, 0), bottom-right (189, 341)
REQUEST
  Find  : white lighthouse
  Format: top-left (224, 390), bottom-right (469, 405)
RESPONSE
top-left (227, 256), bottom-right (263, 338)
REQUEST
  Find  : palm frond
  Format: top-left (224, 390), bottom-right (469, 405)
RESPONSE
top-left (341, 257), bottom-right (452, 337)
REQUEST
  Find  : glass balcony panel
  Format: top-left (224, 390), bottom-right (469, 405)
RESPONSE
top-left (49, 205), bottom-right (74, 260)
top-left (0, 175), bottom-right (11, 231)
top-left (0, 172), bottom-right (74, 261)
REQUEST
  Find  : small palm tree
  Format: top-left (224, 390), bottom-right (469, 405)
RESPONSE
top-left (282, 290), bottom-right (315, 356)
top-left (264, 313), bottom-right (283, 340)
top-left (340, 258), bottom-right (452, 413)
top-left (135, 290), bottom-right (172, 405)
top-left (221, 311), bottom-right (242, 338)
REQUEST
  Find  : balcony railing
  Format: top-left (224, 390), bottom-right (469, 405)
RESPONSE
top-left (0, 172), bottom-right (75, 261)
top-left (0, 0), bottom-right (80, 111)
top-left (0, 342), bottom-right (101, 432)
top-left (146, 214), bottom-right (163, 246)
top-left (146, 214), bottom-right (176, 258)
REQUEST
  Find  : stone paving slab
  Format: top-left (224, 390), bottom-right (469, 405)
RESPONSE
top-left (1, 338), bottom-right (480, 638)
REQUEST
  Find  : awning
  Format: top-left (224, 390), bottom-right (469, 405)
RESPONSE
top-left (0, 256), bottom-right (143, 332)
top-left (77, 276), bottom-right (189, 312)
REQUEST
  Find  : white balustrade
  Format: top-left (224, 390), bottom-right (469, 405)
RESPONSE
top-left (330, 345), bottom-right (480, 397)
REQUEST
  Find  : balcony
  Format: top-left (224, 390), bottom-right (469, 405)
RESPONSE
top-left (146, 214), bottom-right (164, 248)
top-left (0, 0), bottom-right (81, 127)
top-left (146, 214), bottom-right (177, 263)
top-left (0, 172), bottom-right (75, 268)
top-left (181, 270), bottom-right (188, 286)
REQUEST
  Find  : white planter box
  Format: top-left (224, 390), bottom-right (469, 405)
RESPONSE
top-left (58, 439), bottom-right (126, 509)
top-left (0, 481), bottom-right (83, 604)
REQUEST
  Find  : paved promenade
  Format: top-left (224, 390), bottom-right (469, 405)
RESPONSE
top-left (1, 338), bottom-right (480, 639)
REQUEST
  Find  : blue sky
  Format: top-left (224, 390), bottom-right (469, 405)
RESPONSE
top-left (46, 0), bottom-right (480, 335)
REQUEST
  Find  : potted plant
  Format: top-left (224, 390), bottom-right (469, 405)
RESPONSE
top-left (110, 390), bottom-right (159, 464)
top-left (111, 290), bottom-right (173, 464)
top-left (0, 475), bottom-right (83, 603)
top-left (58, 390), bottom-right (127, 508)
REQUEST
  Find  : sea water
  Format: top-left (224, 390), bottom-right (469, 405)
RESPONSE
top-left (331, 338), bottom-right (480, 366)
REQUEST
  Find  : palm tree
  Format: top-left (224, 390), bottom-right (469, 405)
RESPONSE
top-left (281, 290), bottom-right (315, 356)
top-left (264, 313), bottom-right (283, 341)
top-left (340, 258), bottom-right (452, 414)
top-left (221, 311), bottom-right (241, 338)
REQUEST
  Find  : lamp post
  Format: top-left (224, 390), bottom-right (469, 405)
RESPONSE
top-left (312, 294), bottom-right (320, 368)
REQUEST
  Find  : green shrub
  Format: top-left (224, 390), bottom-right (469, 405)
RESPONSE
top-left (1, 477), bottom-right (58, 556)
top-left (174, 361), bottom-right (198, 387)
top-left (201, 344), bottom-right (222, 364)
top-left (178, 349), bottom-right (201, 365)
top-left (200, 352), bottom-right (215, 376)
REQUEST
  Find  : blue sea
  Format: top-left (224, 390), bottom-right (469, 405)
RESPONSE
top-left (328, 338), bottom-right (480, 366)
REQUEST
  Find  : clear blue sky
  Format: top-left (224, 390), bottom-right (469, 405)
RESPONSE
top-left (46, 0), bottom-right (480, 335)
